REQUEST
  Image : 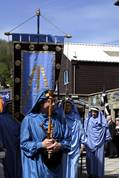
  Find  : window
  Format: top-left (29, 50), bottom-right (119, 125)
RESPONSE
top-left (64, 70), bottom-right (69, 85)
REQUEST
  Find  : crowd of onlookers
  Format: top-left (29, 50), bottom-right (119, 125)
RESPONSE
top-left (105, 115), bottom-right (119, 158)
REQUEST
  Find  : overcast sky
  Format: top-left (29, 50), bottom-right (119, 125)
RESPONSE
top-left (1, 0), bottom-right (119, 44)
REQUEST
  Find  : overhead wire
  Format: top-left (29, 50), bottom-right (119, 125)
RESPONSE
top-left (102, 39), bottom-right (119, 45)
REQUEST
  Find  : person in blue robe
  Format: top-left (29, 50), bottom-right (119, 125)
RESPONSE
top-left (84, 107), bottom-right (111, 178)
top-left (20, 88), bottom-right (71, 178)
top-left (60, 99), bottom-right (86, 178)
top-left (0, 98), bottom-right (22, 178)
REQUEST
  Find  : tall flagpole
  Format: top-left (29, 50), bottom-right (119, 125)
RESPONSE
top-left (36, 9), bottom-right (41, 34)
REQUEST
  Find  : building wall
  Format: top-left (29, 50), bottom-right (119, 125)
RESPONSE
top-left (59, 55), bottom-right (72, 94)
top-left (72, 60), bottom-right (119, 94)
top-left (88, 88), bottom-right (119, 120)
top-left (59, 50), bottom-right (119, 119)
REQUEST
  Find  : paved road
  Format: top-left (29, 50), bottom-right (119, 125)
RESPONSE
top-left (0, 151), bottom-right (5, 178)
top-left (0, 151), bottom-right (119, 178)
top-left (105, 157), bottom-right (119, 178)
top-left (79, 156), bottom-right (119, 178)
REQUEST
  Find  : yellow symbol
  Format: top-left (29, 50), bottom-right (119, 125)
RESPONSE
top-left (22, 64), bottom-right (48, 111)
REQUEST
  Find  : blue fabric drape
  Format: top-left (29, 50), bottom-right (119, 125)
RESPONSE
top-left (84, 111), bottom-right (111, 177)
top-left (0, 112), bottom-right (22, 178)
top-left (12, 34), bottom-right (64, 43)
top-left (59, 100), bottom-right (86, 178)
top-left (21, 51), bottom-right (55, 115)
top-left (20, 88), bottom-right (71, 178)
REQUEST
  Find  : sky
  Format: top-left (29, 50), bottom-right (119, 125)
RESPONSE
top-left (1, 0), bottom-right (119, 44)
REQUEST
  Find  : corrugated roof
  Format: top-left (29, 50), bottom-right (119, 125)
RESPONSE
top-left (64, 43), bottom-right (119, 63)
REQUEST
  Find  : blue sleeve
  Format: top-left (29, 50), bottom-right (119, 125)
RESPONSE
top-left (79, 121), bottom-right (87, 144)
top-left (60, 117), bottom-right (71, 152)
top-left (20, 116), bottom-right (42, 157)
top-left (105, 126), bottom-right (111, 142)
top-left (104, 117), bottom-right (111, 142)
top-left (84, 117), bottom-right (88, 133)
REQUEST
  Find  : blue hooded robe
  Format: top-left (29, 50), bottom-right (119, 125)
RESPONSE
top-left (84, 111), bottom-right (111, 178)
top-left (0, 101), bottom-right (21, 178)
top-left (60, 99), bottom-right (86, 178)
top-left (20, 88), bottom-right (71, 178)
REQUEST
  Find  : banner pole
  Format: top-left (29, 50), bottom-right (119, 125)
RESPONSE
top-left (36, 9), bottom-right (41, 34)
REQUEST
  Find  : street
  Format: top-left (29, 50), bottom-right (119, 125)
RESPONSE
top-left (1, 152), bottom-right (119, 178)
top-left (79, 156), bottom-right (119, 178)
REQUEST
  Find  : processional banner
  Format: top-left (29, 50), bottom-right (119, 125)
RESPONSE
top-left (21, 51), bottom-right (55, 115)
top-left (12, 33), bottom-right (64, 120)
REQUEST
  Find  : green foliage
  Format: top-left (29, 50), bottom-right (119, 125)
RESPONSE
top-left (0, 39), bottom-right (13, 86)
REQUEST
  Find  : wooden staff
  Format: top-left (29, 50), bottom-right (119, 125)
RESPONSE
top-left (47, 90), bottom-right (54, 159)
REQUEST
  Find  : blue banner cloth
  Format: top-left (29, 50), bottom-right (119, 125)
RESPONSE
top-left (0, 111), bottom-right (22, 178)
top-left (12, 33), bottom-right (64, 43)
top-left (0, 90), bottom-right (11, 101)
top-left (21, 51), bottom-right (55, 115)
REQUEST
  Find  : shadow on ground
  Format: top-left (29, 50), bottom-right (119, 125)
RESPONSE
top-left (79, 173), bottom-right (119, 178)
top-left (104, 175), bottom-right (119, 178)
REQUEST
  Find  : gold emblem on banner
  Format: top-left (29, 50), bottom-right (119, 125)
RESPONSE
top-left (22, 65), bottom-right (48, 110)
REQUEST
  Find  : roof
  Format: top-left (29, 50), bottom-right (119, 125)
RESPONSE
top-left (64, 43), bottom-right (119, 63)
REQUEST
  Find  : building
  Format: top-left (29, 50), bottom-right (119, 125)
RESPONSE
top-left (59, 43), bottom-right (119, 118)
top-left (88, 88), bottom-right (119, 119)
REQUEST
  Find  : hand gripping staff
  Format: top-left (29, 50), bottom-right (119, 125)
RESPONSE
top-left (47, 90), bottom-right (54, 159)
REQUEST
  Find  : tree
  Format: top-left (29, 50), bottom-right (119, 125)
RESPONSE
top-left (0, 39), bottom-right (13, 87)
